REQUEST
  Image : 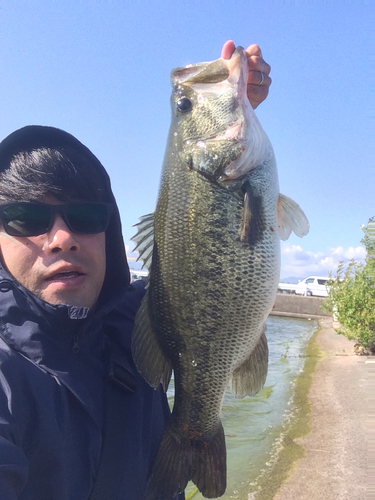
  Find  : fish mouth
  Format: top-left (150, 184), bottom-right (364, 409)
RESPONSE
top-left (179, 48), bottom-right (248, 146)
top-left (172, 46), bottom-right (247, 88)
top-left (175, 47), bottom-right (269, 181)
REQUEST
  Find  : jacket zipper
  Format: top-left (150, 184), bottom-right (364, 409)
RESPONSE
top-left (72, 335), bottom-right (80, 353)
top-left (71, 312), bottom-right (104, 354)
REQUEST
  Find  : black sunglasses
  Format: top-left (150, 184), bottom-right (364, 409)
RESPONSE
top-left (0, 202), bottom-right (113, 237)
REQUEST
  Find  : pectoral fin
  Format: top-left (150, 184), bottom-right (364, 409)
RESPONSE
top-left (277, 194), bottom-right (309, 241)
top-left (240, 180), bottom-right (265, 245)
top-left (131, 291), bottom-right (172, 392)
top-left (229, 328), bottom-right (269, 398)
top-left (131, 213), bottom-right (154, 270)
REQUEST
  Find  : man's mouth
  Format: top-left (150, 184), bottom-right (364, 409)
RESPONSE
top-left (46, 271), bottom-right (84, 281)
top-left (45, 264), bottom-right (86, 282)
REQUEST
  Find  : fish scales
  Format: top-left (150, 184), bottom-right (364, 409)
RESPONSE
top-left (131, 47), bottom-right (309, 499)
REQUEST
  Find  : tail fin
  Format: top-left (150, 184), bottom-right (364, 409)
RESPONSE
top-left (191, 423), bottom-right (227, 498)
top-left (145, 420), bottom-right (226, 500)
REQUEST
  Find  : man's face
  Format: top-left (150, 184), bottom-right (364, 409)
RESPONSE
top-left (0, 194), bottom-right (106, 309)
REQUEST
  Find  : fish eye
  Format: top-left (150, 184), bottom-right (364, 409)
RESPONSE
top-left (176, 97), bottom-right (192, 113)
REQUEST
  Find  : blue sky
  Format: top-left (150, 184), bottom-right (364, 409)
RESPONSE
top-left (0, 1), bottom-right (372, 279)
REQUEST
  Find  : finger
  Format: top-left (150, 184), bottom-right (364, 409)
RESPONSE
top-left (247, 55), bottom-right (271, 75)
top-left (221, 40), bottom-right (235, 59)
top-left (247, 71), bottom-right (272, 87)
top-left (247, 83), bottom-right (271, 109)
top-left (244, 43), bottom-right (263, 58)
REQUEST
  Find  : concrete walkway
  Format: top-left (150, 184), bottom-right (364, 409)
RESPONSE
top-left (274, 317), bottom-right (369, 500)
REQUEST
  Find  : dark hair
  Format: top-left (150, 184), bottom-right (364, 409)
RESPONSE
top-left (0, 146), bottom-right (111, 204)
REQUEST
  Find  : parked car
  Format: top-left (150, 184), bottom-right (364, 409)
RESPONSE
top-left (294, 276), bottom-right (330, 297)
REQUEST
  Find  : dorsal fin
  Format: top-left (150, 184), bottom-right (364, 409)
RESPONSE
top-left (131, 213), bottom-right (155, 270)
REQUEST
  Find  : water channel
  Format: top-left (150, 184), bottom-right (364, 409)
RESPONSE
top-left (166, 315), bottom-right (317, 499)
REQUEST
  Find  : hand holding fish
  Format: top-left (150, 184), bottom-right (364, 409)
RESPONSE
top-left (221, 40), bottom-right (271, 109)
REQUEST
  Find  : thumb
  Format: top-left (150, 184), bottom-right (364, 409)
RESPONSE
top-left (221, 40), bottom-right (235, 59)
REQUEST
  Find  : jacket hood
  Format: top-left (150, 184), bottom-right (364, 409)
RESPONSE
top-left (0, 125), bottom-right (130, 308)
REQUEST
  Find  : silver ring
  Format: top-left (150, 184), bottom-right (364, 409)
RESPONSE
top-left (257, 71), bottom-right (264, 85)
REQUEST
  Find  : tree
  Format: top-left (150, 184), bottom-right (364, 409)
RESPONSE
top-left (325, 217), bottom-right (375, 352)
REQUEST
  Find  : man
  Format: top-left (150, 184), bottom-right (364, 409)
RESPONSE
top-left (0, 42), bottom-right (271, 499)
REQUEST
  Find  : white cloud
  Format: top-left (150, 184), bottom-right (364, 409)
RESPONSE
top-left (280, 243), bottom-right (366, 279)
top-left (125, 241), bottom-right (368, 279)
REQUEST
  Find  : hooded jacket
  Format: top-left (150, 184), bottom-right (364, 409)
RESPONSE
top-left (0, 127), bottom-right (173, 500)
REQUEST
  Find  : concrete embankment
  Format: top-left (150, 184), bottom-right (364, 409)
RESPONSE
top-left (263, 317), bottom-right (369, 500)
top-left (270, 293), bottom-right (331, 320)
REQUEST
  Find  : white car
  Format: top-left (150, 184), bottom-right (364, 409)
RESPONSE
top-left (294, 276), bottom-right (330, 297)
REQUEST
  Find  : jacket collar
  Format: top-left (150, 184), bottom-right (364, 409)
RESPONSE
top-left (0, 266), bottom-right (121, 420)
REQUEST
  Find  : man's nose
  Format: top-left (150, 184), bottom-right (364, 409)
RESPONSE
top-left (43, 214), bottom-right (81, 253)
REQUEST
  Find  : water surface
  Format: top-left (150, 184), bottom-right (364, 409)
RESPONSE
top-left (167, 315), bottom-right (317, 499)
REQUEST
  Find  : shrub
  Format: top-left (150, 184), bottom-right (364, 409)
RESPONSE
top-left (325, 217), bottom-right (375, 351)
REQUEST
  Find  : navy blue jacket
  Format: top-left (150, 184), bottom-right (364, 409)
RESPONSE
top-left (0, 271), bottom-right (172, 500)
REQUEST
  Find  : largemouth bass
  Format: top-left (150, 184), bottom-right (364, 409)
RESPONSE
top-left (132, 47), bottom-right (309, 499)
